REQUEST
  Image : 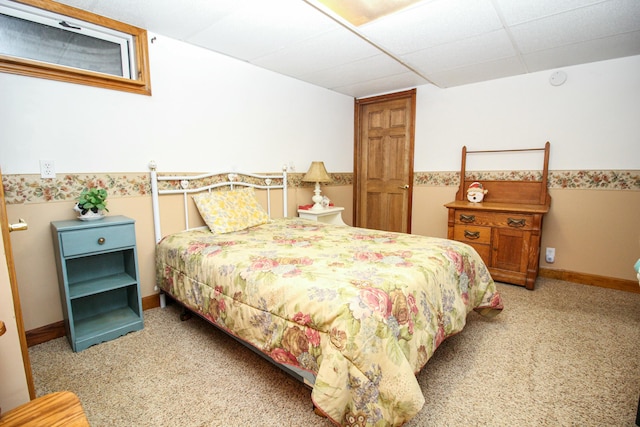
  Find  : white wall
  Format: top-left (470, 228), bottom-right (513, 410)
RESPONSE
top-left (1, 35), bottom-right (638, 177)
top-left (414, 55), bottom-right (640, 172)
top-left (0, 34), bottom-right (354, 175)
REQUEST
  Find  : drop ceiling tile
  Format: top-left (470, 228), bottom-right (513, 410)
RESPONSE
top-left (510, 0), bottom-right (640, 54)
top-left (362, 0), bottom-right (503, 54)
top-left (429, 56), bottom-right (526, 87)
top-left (494, 0), bottom-right (604, 24)
top-left (252, 28), bottom-right (381, 77)
top-left (522, 30), bottom-right (640, 71)
top-left (186, 0), bottom-right (339, 60)
top-left (300, 54), bottom-right (410, 88)
top-left (57, 0), bottom-right (252, 40)
top-left (162, 0), bottom-right (256, 39)
top-left (403, 29), bottom-right (516, 74)
top-left (57, 0), bottom-right (179, 30)
top-left (333, 71), bottom-right (430, 98)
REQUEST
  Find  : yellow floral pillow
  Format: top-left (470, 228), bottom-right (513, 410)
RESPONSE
top-left (193, 187), bottom-right (270, 234)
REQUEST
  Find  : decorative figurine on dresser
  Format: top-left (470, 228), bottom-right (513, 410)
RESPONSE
top-left (51, 215), bottom-right (144, 351)
top-left (445, 142), bottom-right (551, 290)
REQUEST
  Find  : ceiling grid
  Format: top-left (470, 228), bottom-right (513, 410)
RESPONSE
top-left (53, 0), bottom-right (640, 97)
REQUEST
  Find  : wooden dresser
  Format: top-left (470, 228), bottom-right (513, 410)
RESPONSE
top-left (445, 143), bottom-right (551, 290)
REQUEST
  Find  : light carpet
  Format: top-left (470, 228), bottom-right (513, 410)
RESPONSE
top-left (29, 278), bottom-right (640, 426)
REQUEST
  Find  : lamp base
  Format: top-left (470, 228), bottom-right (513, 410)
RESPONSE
top-left (311, 182), bottom-right (324, 210)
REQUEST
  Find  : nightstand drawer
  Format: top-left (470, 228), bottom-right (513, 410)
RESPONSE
top-left (453, 225), bottom-right (491, 245)
top-left (60, 224), bottom-right (136, 257)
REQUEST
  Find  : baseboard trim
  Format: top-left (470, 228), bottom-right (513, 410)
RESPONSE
top-left (539, 268), bottom-right (640, 294)
top-left (142, 293), bottom-right (161, 310)
top-left (26, 321), bottom-right (66, 347)
top-left (26, 294), bottom-right (163, 347)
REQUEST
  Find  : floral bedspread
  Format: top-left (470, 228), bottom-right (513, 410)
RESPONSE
top-left (156, 218), bottom-right (503, 427)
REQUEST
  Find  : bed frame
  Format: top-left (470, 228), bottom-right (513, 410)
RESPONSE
top-left (149, 161), bottom-right (288, 244)
top-left (148, 162), bottom-right (320, 388)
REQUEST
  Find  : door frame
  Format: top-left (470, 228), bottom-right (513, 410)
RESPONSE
top-left (353, 89), bottom-right (416, 231)
top-left (0, 170), bottom-right (36, 403)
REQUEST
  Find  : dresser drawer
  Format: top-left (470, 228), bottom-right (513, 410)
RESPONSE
top-left (60, 224), bottom-right (136, 257)
top-left (465, 242), bottom-right (491, 266)
top-left (455, 210), bottom-right (533, 230)
top-left (453, 225), bottom-right (491, 245)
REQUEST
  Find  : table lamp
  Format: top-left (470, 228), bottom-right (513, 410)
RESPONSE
top-left (302, 161), bottom-right (331, 211)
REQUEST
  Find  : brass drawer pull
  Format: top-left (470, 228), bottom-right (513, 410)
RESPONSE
top-left (464, 230), bottom-right (480, 240)
top-left (507, 218), bottom-right (526, 228)
top-left (98, 237), bottom-right (106, 245)
top-left (460, 214), bottom-right (475, 223)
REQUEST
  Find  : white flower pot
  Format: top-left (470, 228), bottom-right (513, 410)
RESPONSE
top-left (73, 204), bottom-right (105, 221)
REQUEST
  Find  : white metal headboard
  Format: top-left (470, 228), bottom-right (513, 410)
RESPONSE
top-left (149, 161), bottom-right (288, 243)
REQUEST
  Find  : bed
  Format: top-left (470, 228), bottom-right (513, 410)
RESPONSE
top-left (150, 164), bottom-right (503, 427)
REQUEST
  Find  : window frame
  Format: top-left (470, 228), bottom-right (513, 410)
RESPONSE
top-left (0, 0), bottom-right (151, 95)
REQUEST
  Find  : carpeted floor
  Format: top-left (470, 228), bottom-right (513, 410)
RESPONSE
top-left (30, 278), bottom-right (640, 426)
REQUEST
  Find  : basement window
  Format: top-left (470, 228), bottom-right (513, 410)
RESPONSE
top-left (0, 0), bottom-right (151, 95)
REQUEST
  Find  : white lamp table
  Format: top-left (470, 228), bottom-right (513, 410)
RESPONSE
top-left (298, 206), bottom-right (346, 226)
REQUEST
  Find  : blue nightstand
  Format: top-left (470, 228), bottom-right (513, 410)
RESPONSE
top-left (51, 215), bottom-right (143, 351)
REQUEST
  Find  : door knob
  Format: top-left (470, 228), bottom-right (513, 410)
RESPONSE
top-left (9, 219), bottom-right (28, 232)
top-left (398, 184), bottom-right (409, 189)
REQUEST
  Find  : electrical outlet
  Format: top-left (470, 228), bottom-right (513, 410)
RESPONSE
top-left (545, 247), bottom-right (555, 263)
top-left (40, 160), bottom-right (55, 178)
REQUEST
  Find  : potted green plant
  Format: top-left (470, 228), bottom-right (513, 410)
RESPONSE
top-left (74, 188), bottom-right (109, 220)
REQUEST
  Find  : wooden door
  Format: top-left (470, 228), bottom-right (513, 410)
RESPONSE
top-left (0, 169), bottom-right (35, 411)
top-left (354, 90), bottom-right (415, 233)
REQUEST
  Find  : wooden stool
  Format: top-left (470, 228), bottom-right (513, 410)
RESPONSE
top-left (0, 391), bottom-right (89, 427)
